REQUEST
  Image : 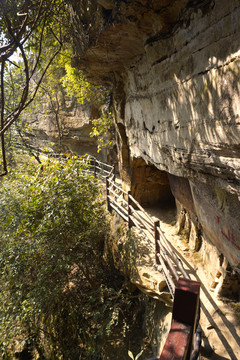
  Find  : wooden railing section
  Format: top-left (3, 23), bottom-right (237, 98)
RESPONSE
top-left (79, 155), bottom-right (201, 360)
top-left (84, 156), bottom-right (115, 181)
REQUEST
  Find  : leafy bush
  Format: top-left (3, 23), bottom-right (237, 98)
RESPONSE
top-left (0, 157), bottom-right (125, 358)
top-left (61, 61), bottom-right (114, 153)
top-left (90, 112), bottom-right (114, 153)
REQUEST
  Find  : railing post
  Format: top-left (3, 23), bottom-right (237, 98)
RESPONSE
top-left (154, 220), bottom-right (160, 265)
top-left (94, 158), bottom-right (96, 178)
top-left (128, 191), bottom-right (133, 229)
top-left (113, 165), bottom-right (116, 182)
top-left (106, 176), bottom-right (111, 212)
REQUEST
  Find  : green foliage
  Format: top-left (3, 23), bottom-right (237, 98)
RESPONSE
top-left (3, 61), bottom-right (24, 114)
top-left (1, 0), bottom-right (113, 161)
top-left (0, 158), bottom-right (102, 356)
top-left (0, 158), bottom-right (141, 359)
top-left (90, 112), bottom-right (114, 152)
top-left (60, 62), bottom-right (114, 152)
top-left (61, 63), bottom-right (97, 104)
top-left (1, 0), bottom-right (70, 171)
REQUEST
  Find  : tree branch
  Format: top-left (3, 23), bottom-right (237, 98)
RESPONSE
top-left (17, 127), bottom-right (42, 164)
top-left (0, 60), bottom-right (8, 176)
top-left (0, 42), bottom-right (62, 137)
top-left (0, 0), bottom-right (64, 176)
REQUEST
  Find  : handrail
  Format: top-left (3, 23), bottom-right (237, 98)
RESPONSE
top-left (156, 225), bottom-right (190, 280)
top-left (108, 177), bottom-right (128, 196)
top-left (108, 195), bottom-right (128, 216)
top-left (82, 156), bottom-right (191, 293)
top-left (128, 193), bottom-right (155, 229)
top-left (129, 204), bottom-right (154, 235)
top-left (70, 154), bottom-right (201, 360)
top-left (157, 240), bottom-right (179, 281)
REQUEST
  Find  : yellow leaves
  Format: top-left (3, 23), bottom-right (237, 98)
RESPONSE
top-left (90, 111), bottom-right (113, 153)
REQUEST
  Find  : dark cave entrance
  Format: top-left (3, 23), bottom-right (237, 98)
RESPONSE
top-left (130, 158), bottom-right (176, 223)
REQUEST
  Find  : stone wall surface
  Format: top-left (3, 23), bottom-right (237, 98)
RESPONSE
top-left (69, 1), bottom-right (240, 269)
top-left (26, 92), bottom-right (105, 158)
top-left (37, 99), bottom-right (98, 155)
top-left (69, 0), bottom-right (240, 186)
top-left (124, 1), bottom-right (240, 196)
top-left (190, 180), bottom-right (240, 267)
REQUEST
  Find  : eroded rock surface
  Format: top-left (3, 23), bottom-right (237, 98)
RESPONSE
top-left (26, 91), bottom-right (104, 158)
top-left (68, 4), bottom-right (240, 357)
top-left (69, 0), bottom-right (240, 274)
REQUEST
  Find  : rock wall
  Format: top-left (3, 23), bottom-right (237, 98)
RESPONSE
top-left (124, 0), bottom-right (240, 196)
top-left (69, 0), bottom-right (240, 283)
top-left (25, 91), bottom-right (108, 160)
top-left (33, 98), bottom-right (99, 156)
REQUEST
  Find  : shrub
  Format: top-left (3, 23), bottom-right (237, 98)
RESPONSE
top-left (0, 157), bottom-right (109, 358)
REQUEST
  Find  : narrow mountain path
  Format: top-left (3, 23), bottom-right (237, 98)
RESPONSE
top-left (94, 161), bottom-right (240, 359)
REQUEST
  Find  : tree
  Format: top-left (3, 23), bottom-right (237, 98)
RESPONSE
top-left (0, 0), bottom-right (68, 175)
top-left (61, 61), bottom-right (114, 153)
top-left (0, 157), bottom-right (143, 359)
top-left (0, 157), bottom-right (106, 356)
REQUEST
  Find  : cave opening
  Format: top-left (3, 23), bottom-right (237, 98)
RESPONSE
top-left (130, 158), bottom-right (176, 225)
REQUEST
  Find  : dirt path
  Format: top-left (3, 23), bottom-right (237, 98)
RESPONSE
top-left (145, 204), bottom-right (240, 360)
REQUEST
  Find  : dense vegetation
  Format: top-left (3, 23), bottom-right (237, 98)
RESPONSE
top-left (1, 0), bottom-right (113, 174)
top-left (0, 157), bottom-right (145, 359)
top-left (0, 2), bottom-right (147, 359)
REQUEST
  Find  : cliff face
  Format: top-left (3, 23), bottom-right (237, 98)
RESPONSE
top-left (69, 0), bottom-right (240, 283)
top-left (25, 89), bottom-right (106, 159)
top-left (31, 98), bottom-right (98, 155)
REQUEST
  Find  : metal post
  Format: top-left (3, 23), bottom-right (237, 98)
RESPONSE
top-left (113, 165), bottom-right (116, 182)
top-left (128, 190), bottom-right (133, 229)
top-left (154, 220), bottom-right (160, 265)
top-left (94, 158), bottom-right (96, 178)
top-left (106, 176), bottom-right (111, 212)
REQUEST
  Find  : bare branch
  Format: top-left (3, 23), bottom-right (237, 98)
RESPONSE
top-left (0, 0), bottom-right (65, 176)
top-left (30, 14), bottom-right (48, 77)
top-left (0, 43), bottom-right (62, 137)
top-left (6, 58), bottom-right (21, 68)
top-left (0, 13), bottom-right (28, 62)
top-left (1, 14), bottom-right (30, 128)
top-left (0, 60), bottom-right (8, 176)
top-left (17, 126), bottom-right (42, 164)
top-left (24, 43), bottom-right (62, 109)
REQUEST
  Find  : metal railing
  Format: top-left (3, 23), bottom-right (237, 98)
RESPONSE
top-left (76, 155), bottom-right (201, 360)
top-left (87, 156), bottom-right (115, 181)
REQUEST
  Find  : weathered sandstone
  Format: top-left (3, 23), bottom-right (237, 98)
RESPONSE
top-left (69, 0), bottom-right (240, 294)
top-left (26, 92), bottom-right (106, 158)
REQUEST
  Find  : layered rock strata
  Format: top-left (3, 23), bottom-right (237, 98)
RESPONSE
top-left (69, 0), bottom-right (240, 292)
top-left (25, 93), bottom-right (106, 159)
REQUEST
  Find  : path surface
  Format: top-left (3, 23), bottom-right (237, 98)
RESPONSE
top-left (145, 203), bottom-right (240, 360)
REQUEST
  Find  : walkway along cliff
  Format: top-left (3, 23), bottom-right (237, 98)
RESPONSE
top-left (85, 156), bottom-right (201, 360)
top-left (83, 156), bottom-right (240, 359)
top-left (68, 0), bottom-right (240, 310)
top-left (66, 0), bottom-right (240, 358)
